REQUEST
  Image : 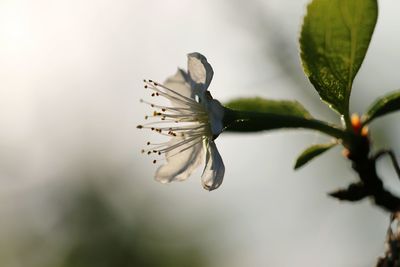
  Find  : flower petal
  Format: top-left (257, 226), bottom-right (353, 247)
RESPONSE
top-left (163, 68), bottom-right (191, 99)
top-left (187, 53), bottom-right (214, 90)
top-left (155, 137), bottom-right (204, 183)
top-left (201, 141), bottom-right (225, 191)
top-left (208, 99), bottom-right (225, 138)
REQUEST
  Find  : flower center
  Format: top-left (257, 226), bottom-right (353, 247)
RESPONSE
top-left (137, 80), bottom-right (218, 164)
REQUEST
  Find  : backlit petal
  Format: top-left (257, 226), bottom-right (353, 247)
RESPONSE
top-left (187, 53), bottom-right (214, 90)
top-left (155, 137), bottom-right (204, 183)
top-left (163, 68), bottom-right (192, 99)
top-left (201, 141), bottom-right (225, 191)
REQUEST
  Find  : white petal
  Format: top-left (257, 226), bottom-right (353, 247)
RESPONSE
top-left (163, 69), bottom-right (191, 99)
top-left (155, 137), bottom-right (204, 183)
top-left (201, 141), bottom-right (225, 191)
top-left (187, 53), bottom-right (214, 90)
top-left (208, 99), bottom-right (225, 138)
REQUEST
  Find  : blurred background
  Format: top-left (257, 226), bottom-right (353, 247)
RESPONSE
top-left (1, 0), bottom-right (400, 266)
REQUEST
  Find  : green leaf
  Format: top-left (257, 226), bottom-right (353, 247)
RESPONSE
top-left (294, 142), bottom-right (337, 170)
top-left (363, 90), bottom-right (400, 124)
top-left (225, 97), bottom-right (312, 119)
top-left (223, 98), bottom-right (348, 141)
top-left (300, 0), bottom-right (378, 115)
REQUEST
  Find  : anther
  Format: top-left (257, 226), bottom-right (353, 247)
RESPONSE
top-left (145, 116), bottom-right (148, 120)
top-left (153, 160), bottom-right (157, 164)
top-left (154, 82), bottom-right (158, 86)
top-left (151, 93), bottom-right (155, 97)
top-left (137, 125), bottom-right (143, 129)
top-left (147, 142), bottom-right (150, 145)
top-left (162, 108), bottom-right (166, 112)
top-left (149, 79), bottom-right (153, 83)
top-left (144, 85), bottom-right (148, 88)
top-left (156, 92), bottom-right (159, 96)
top-left (147, 151), bottom-right (151, 155)
top-left (151, 127), bottom-right (155, 131)
top-left (141, 149), bottom-right (145, 153)
top-left (158, 151), bottom-right (161, 155)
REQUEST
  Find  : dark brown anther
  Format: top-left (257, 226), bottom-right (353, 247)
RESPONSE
top-left (147, 142), bottom-right (150, 145)
top-left (153, 160), bottom-right (156, 164)
top-left (137, 125), bottom-right (143, 129)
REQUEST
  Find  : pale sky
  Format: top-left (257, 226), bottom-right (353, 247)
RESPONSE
top-left (1, 0), bottom-right (400, 266)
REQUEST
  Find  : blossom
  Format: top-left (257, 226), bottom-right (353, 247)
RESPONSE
top-left (137, 53), bottom-right (225, 191)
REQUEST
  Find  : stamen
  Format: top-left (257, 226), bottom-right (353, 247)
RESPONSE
top-left (143, 80), bottom-right (202, 110)
top-left (139, 79), bottom-right (215, 164)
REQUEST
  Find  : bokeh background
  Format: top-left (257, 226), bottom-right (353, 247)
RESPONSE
top-left (1, 0), bottom-right (400, 266)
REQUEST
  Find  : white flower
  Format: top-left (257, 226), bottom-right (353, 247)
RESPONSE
top-left (137, 53), bottom-right (225, 191)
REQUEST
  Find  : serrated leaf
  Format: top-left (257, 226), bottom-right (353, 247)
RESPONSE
top-left (225, 97), bottom-right (312, 118)
top-left (294, 142), bottom-right (336, 169)
top-left (300, 0), bottom-right (378, 115)
top-left (363, 90), bottom-right (400, 124)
